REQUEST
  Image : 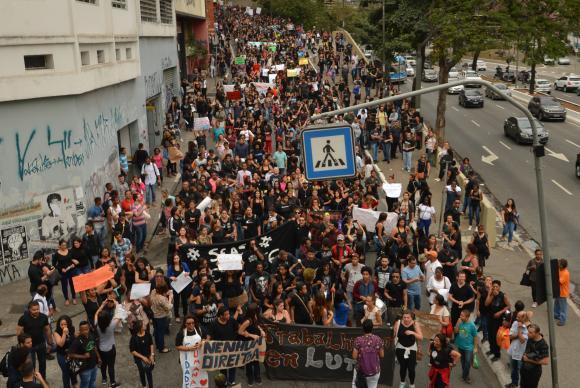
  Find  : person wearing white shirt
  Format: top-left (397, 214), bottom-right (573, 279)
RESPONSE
top-left (141, 158), bottom-right (160, 205)
top-left (424, 251), bottom-right (443, 285)
top-left (236, 165), bottom-right (252, 186)
top-left (417, 198), bottom-right (436, 236)
top-left (426, 267), bottom-right (451, 305)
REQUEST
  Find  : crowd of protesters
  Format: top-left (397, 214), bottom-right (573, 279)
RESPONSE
top-left (4, 5), bottom-right (564, 388)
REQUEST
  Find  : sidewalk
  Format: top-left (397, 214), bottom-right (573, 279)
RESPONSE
top-left (373, 155), bottom-right (579, 388)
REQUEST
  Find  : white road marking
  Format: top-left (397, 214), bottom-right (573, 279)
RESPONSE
top-left (495, 104), bottom-right (505, 110)
top-left (499, 141), bottom-right (512, 150)
top-left (566, 139), bottom-right (580, 149)
top-left (544, 147), bottom-right (570, 162)
top-left (451, 106), bottom-right (459, 112)
top-left (551, 179), bottom-right (573, 196)
top-left (471, 120), bottom-right (481, 127)
top-left (481, 146), bottom-right (498, 165)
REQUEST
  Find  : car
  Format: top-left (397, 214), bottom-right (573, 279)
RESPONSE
top-left (464, 70), bottom-right (482, 87)
top-left (576, 154), bottom-right (580, 178)
top-left (406, 66), bottom-right (415, 76)
top-left (448, 67), bottom-right (459, 78)
top-left (544, 56), bottom-right (555, 65)
top-left (554, 74), bottom-right (580, 92)
top-left (424, 61), bottom-right (433, 69)
top-left (405, 56), bottom-right (416, 66)
top-left (501, 71), bottom-right (516, 83)
top-left (422, 69), bottom-right (438, 82)
top-left (459, 89), bottom-right (484, 107)
top-left (364, 49), bottom-right (373, 58)
top-left (477, 60), bottom-right (487, 71)
top-left (485, 83), bottom-right (512, 99)
top-left (558, 57), bottom-right (571, 65)
top-left (527, 96), bottom-right (566, 121)
top-left (534, 79), bottom-right (552, 93)
top-left (503, 117), bottom-right (549, 144)
top-left (447, 78), bottom-right (464, 94)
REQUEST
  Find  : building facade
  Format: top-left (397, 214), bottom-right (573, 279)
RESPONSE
top-left (0, 0), bottom-right (200, 285)
top-left (175, 0), bottom-right (208, 78)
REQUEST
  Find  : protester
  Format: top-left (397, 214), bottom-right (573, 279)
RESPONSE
top-left (352, 319), bottom-right (384, 388)
top-left (95, 299), bottom-right (121, 387)
top-left (427, 333), bottom-right (460, 388)
top-left (16, 301), bottom-right (53, 379)
top-left (68, 320), bottom-right (100, 388)
top-left (394, 310), bottom-right (423, 388)
top-left (520, 324), bottom-right (549, 388)
top-left (525, 249), bottom-right (543, 308)
top-left (207, 306), bottom-right (241, 386)
top-left (238, 303), bottom-right (265, 386)
top-left (129, 320), bottom-right (155, 388)
top-left (485, 279), bottom-right (511, 362)
top-left (454, 309), bottom-right (478, 383)
top-left (506, 310), bottom-right (528, 388)
top-left (53, 315), bottom-right (77, 388)
top-left (554, 258), bottom-right (570, 326)
top-left (6, 334), bottom-right (34, 388)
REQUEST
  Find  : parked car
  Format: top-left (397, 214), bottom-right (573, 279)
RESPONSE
top-left (464, 70), bottom-right (482, 87)
top-left (485, 83), bottom-right (512, 99)
top-left (558, 57), bottom-right (571, 65)
top-left (554, 74), bottom-right (580, 92)
top-left (423, 69), bottom-right (438, 82)
top-left (448, 67), bottom-right (459, 78)
top-left (576, 154), bottom-right (580, 178)
top-left (502, 71), bottom-right (516, 83)
top-left (503, 117), bottom-right (549, 144)
top-left (459, 89), bottom-right (484, 107)
top-left (406, 66), bottom-right (415, 76)
top-left (534, 79), bottom-right (552, 93)
top-left (405, 56), bottom-right (416, 66)
top-left (544, 56), bottom-right (555, 65)
top-left (476, 60), bottom-right (487, 71)
top-left (527, 96), bottom-right (566, 121)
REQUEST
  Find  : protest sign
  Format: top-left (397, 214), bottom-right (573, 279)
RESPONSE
top-left (200, 339), bottom-right (265, 371)
top-left (217, 253), bottom-right (243, 271)
top-left (226, 90), bottom-right (242, 100)
top-left (274, 64), bottom-right (285, 71)
top-left (180, 346), bottom-right (208, 388)
top-left (268, 74), bottom-right (277, 84)
top-left (268, 44), bottom-right (277, 53)
top-left (72, 265), bottom-right (114, 292)
top-left (252, 82), bottom-right (274, 95)
top-left (352, 207), bottom-right (398, 234)
top-left (178, 222), bottom-right (297, 269)
top-left (171, 272), bottom-right (193, 294)
top-left (414, 311), bottom-right (443, 340)
top-left (130, 283), bottom-right (151, 300)
top-left (287, 68), bottom-right (301, 77)
top-left (383, 182), bottom-right (402, 199)
top-left (193, 117), bottom-right (210, 131)
top-left (196, 196), bottom-right (212, 212)
top-left (299, 57), bottom-right (309, 66)
top-left (256, 7), bottom-right (261, 15)
top-left (263, 322), bottom-right (395, 385)
top-left (234, 56), bottom-right (246, 65)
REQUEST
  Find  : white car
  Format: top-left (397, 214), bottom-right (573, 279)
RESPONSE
top-left (535, 79), bottom-right (552, 93)
top-left (448, 67), bottom-right (459, 78)
top-left (447, 78), bottom-right (464, 94)
top-left (364, 49), bottom-right (373, 59)
top-left (406, 66), bottom-right (415, 76)
top-left (557, 57), bottom-right (571, 65)
top-left (476, 60), bottom-right (487, 71)
top-left (405, 56), bottom-right (416, 66)
top-left (464, 70), bottom-right (482, 87)
top-left (554, 74), bottom-right (580, 92)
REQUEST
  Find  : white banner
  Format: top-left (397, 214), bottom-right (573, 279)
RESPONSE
top-left (130, 283), bottom-right (151, 300)
top-left (217, 253), bottom-right (243, 271)
top-left (194, 117), bottom-right (211, 131)
top-left (352, 207), bottom-right (398, 234)
top-left (180, 347), bottom-right (208, 388)
top-left (382, 182), bottom-right (402, 199)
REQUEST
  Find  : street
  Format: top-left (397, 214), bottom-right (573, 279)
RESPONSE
top-left (406, 78), bottom-right (580, 283)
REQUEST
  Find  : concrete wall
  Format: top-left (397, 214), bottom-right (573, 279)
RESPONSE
top-left (176, 0), bottom-right (206, 18)
top-left (0, 81), bottom-right (146, 285)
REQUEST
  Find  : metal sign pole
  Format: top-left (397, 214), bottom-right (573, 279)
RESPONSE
top-left (312, 79), bottom-right (559, 388)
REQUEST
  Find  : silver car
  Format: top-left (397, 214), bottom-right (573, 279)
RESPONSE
top-left (485, 83), bottom-right (512, 100)
top-left (534, 79), bottom-right (552, 94)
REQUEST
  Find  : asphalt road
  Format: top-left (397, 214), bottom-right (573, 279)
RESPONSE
top-left (407, 79), bottom-right (580, 282)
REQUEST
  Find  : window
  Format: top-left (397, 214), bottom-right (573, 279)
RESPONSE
top-left (125, 47), bottom-right (132, 59)
top-left (112, 0), bottom-right (126, 9)
top-left (140, 0), bottom-right (157, 22)
top-left (77, 0), bottom-right (97, 4)
top-left (116, 48), bottom-right (121, 61)
top-left (81, 51), bottom-right (90, 66)
top-left (97, 50), bottom-right (105, 64)
top-left (160, 0), bottom-right (173, 24)
top-left (24, 54), bottom-right (54, 70)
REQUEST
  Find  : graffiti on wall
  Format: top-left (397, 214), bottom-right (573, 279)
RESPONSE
top-left (84, 148), bottom-right (119, 202)
top-left (0, 186), bottom-right (87, 284)
top-left (145, 72), bottom-right (162, 98)
top-left (10, 107), bottom-right (124, 182)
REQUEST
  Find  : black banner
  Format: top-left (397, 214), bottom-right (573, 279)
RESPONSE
top-left (178, 222), bottom-right (297, 268)
top-left (262, 321), bottom-right (395, 385)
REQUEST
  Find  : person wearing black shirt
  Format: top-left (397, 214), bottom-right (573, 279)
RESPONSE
top-left (129, 320), bottom-right (154, 388)
top-left (6, 334), bottom-right (33, 388)
top-left (68, 321), bottom-right (100, 387)
top-left (290, 282), bottom-right (313, 324)
top-left (520, 324), bottom-right (549, 388)
top-left (14, 360), bottom-right (48, 388)
top-left (375, 256), bottom-right (394, 299)
top-left (484, 279), bottom-right (510, 362)
top-left (448, 271), bottom-right (476, 328)
top-left (275, 193), bottom-right (294, 219)
top-left (242, 208), bottom-right (260, 239)
top-left (16, 301), bottom-right (52, 379)
top-left (27, 252), bottom-right (47, 297)
top-left (208, 307), bottom-right (240, 386)
top-left (249, 263), bottom-right (270, 304)
top-left (384, 271), bottom-right (407, 324)
top-left (132, 143), bottom-right (149, 176)
top-left (437, 246), bottom-right (458, 283)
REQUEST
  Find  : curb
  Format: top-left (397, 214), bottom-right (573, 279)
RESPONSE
top-left (477, 332), bottom-right (512, 386)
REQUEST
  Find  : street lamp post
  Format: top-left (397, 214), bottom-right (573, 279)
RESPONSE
top-left (312, 79), bottom-right (559, 388)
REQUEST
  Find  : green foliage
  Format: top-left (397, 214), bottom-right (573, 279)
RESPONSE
top-left (257, 0), bottom-right (337, 30)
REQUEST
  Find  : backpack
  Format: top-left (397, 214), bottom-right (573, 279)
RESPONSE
top-left (0, 348), bottom-right (11, 377)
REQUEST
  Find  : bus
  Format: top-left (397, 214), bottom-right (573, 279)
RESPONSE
top-left (388, 55), bottom-right (407, 84)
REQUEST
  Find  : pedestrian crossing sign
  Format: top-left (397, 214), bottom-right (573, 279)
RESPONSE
top-left (302, 124), bottom-right (356, 181)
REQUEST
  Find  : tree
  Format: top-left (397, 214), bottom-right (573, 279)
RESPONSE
top-left (502, 0), bottom-right (580, 94)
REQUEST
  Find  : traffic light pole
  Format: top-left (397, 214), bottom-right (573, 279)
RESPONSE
top-left (311, 78), bottom-right (559, 388)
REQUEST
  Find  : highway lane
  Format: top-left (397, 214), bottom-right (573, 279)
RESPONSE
top-left (409, 81), bottom-right (580, 280)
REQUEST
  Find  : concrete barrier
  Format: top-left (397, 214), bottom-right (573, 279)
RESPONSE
top-left (333, 28), bottom-right (369, 65)
top-left (455, 171), bottom-right (497, 243)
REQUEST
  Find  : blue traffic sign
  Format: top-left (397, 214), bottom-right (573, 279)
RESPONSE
top-left (301, 124), bottom-right (356, 181)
